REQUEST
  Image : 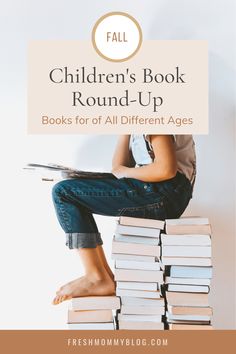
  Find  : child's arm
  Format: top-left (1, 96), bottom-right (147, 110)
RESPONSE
top-left (112, 135), bottom-right (136, 168)
top-left (112, 135), bottom-right (177, 182)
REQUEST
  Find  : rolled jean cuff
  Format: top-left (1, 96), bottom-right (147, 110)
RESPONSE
top-left (65, 232), bottom-right (103, 249)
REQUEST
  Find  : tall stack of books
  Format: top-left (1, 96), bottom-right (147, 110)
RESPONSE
top-left (112, 216), bottom-right (165, 330)
top-left (67, 296), bottom-right (120, 330)
top-left (161, 217), bottom-right (213, 330)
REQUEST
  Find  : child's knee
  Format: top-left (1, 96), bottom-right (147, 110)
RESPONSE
top-left (52, 180), bottom-right (68, 201)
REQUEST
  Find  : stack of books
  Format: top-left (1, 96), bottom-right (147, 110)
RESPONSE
top-left (112, 216), bottom-right (165, 330)
top-left (67, 296), bottom-right (120, 330)
top-left (161, 217), bottom-right (213, 330)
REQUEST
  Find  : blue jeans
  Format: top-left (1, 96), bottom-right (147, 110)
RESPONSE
top-left (52, 172), bottom-right (192, 249)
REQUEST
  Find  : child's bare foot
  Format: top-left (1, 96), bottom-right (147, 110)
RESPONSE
top-left (52, 274), bottom-right (115, 305)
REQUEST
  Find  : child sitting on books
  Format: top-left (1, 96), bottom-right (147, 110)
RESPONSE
top-left (52, 134), bottom-right (196, 304)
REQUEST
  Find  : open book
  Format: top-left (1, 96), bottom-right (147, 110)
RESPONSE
top-left (24, 163), bottom-right (117, 181)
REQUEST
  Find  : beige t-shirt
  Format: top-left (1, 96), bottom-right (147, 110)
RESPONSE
top-left (130, 134), bottom-right (196, 185)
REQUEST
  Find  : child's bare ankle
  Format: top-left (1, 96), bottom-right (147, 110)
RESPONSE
top-left (87, 271), bottom-right (111, 282)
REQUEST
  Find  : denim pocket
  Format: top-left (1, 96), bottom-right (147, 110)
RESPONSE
top-left (123, 178), bottom-right (158, 196)
top-left (117, 196), bottom-right (167, 220)
top-left (173, 182), bottom-right (191, 194)
top-left (169, 182), bottom-right (192, 217)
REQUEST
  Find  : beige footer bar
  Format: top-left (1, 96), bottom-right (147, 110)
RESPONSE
top-left (0, 330), bottom-right (235, 354)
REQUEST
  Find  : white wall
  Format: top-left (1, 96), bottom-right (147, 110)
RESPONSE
top-left (0, 0), bottom-right (235, 329)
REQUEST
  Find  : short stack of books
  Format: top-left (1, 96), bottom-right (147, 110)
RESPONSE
top-left (161, 217), bottom-right (213, 330)
top-left (67, 296), bottom-right (120, 330)
top-left (112, 216), bottom-right (165, 330)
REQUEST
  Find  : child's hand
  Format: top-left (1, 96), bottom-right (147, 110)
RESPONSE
top-left (111, 165), bottom-right (129, 179)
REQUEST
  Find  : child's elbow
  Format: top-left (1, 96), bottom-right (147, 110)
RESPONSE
top-left (156, 163), bottom-right (177, 181)
top-left (164, 165), bottom-right (178, 180)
